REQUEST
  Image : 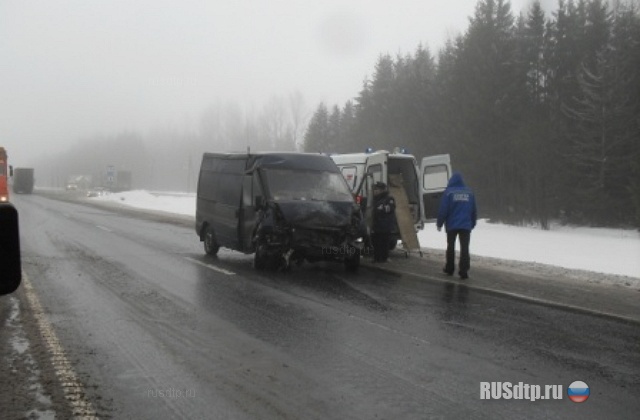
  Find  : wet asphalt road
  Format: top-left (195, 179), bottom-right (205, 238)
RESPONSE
top-left (7, 194), bottom-right (640, 419)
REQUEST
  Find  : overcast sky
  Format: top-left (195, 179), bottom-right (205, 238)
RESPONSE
top-left (1, 0), bottom-right (554, 166)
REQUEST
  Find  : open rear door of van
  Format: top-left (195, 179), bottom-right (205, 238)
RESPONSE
top-left (364, 153), bottom-right (387, 186)
top-left (419, 154), bottom-right (451, 223)
top-left (357, 153), bottom-right (388, 241)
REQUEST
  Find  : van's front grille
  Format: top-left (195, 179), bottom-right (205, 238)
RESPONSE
top-left (292, 228), bottom-right (342, 248)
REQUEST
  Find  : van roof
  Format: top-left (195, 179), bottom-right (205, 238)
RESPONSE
top-left (248, 153), bottom-right (339, 172)
top-left (203, 151), bottom-right (325, 158)
top-left (330, 151), bottom-right (416, 164)
top-left (202, 152), bottom-right (340, 173)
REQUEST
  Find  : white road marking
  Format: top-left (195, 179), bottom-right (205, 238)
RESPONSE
top-left (95, 225), bottom-right (112, 232)
top-left (185, 257), bottom-right (236, 275)
top-left (22, 272), bottom-right (100, 419)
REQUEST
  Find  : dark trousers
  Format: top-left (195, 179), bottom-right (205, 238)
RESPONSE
top-left (372, 232), bottom-right (390, 262)
top-left (445, 230), bottom-right (471, 275)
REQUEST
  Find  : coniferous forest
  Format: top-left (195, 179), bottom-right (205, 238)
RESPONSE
top-left (303, 0), bottom-right (640, 228)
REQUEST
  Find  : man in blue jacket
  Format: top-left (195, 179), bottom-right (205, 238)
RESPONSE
top-left (436, 172), bottom-right (477, 279)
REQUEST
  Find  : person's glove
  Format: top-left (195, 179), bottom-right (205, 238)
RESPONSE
top-left (437, 226), bottom-right (442, 232)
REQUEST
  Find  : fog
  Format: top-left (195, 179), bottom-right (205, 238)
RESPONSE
top-left (1, 0), bottom-right (555, 188)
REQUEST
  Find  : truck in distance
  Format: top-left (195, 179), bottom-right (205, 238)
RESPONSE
top-left (12, 167), bottom-right (35, 194)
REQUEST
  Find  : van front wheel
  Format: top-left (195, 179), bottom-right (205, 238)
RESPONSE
top-left (203, 227), bottom-right (220, 256)
top-left (344, 251), bottom-right (360, 272)
top-left (254, 244), bottom-right (268, 270)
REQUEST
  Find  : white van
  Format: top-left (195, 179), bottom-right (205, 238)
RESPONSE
top-left (330, 150), bottom-right (451, 233)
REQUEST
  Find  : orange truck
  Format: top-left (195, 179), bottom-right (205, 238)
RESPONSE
top-left (0, 147), bottom-right (10, 202)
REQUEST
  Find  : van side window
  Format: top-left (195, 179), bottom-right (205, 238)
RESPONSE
top-left (423, 165), bottom-right (450, 191)
top-left (198, 171), bottom-right (218, 200)
top-left (367, 164), bottom-right (383, 184)
top-left (198, 157), bottom-right (246, 203)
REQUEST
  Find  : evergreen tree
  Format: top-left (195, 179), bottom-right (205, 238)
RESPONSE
top-left (339, 101), bottom-right (357, 153)
top-left (545, 0), bottom-right (587, 221)
top-left (614, 1), bottom-right (640, 226)
top-left (304, 0), bottom-right (640, 227)
top-left (454, 0), bottom-right (518, 219)
top-left (395, 45), bottom-right (439, 157)
top-left (562, 1), bottom-right (640, 224)
top-left (511, 1), bottom-right (554, 226)
top-left (562, 0), bottom-right (616, 224)
top-left (303, 103), bottom-right (330, 152)
top-left (327, 105), bottom-right (342, 152)
top-left (364, 54), bottom-right (398, 149)
top-left (433, 37), bottom-right (465, 160)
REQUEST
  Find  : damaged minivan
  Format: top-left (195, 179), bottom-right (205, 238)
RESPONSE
top-left (196, 152), bottom-right (363, 270)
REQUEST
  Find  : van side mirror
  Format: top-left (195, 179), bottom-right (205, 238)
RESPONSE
top-left (9, 165), bottom-right (13, 177)
top-left (0, 203), bottom-right (21, 295)
top-left (255, 196), bottom-right (264, 209)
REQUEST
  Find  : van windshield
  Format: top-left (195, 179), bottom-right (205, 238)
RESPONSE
top-left (262, 169), bottom-right (354, 202)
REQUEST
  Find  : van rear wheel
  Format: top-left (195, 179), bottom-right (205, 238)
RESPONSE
top-left (203, 227), bottom-right (220, 256)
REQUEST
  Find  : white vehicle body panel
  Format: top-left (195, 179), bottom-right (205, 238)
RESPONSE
top-left (419, 154), bottom-right (452, 223)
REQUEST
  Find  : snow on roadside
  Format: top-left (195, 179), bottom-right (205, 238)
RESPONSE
top-left (419, 220), bottom-right (640, 279)
top-left (94, 190), bottom-right (195, 216)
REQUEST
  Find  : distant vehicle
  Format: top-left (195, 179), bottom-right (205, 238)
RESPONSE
top-left (196, 152), bottom-right (363, 270)
top-left (0, 147), bottom-right (11, 202)
top-left (86, 187), bottom-right (109, 197)
top-left (66, 174), bottom-right (90, 191)
top-left (12, 167), bottom-right (35, 194)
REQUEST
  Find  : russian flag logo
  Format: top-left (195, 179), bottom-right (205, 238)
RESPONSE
top-left (567, 381), bottom-right (590, 403)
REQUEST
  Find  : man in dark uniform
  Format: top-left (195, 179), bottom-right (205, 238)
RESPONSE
top-left (436, 172), bottom-right (477, 279)
top-left (371, 182), bottom-right (397, 263)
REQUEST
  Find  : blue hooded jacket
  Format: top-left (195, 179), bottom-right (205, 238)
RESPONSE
top-left (436, 172), bottom-right (477, 232)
